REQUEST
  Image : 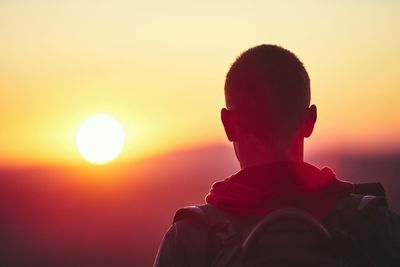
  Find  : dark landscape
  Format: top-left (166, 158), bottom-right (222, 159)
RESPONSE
top-left (1, 144), bottom-right (399, 267)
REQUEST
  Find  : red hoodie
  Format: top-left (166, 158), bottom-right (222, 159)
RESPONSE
top-left (206, 161), bottom-right (354, 220)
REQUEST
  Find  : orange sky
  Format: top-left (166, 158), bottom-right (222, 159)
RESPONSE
top-left (1, 1), bottom-right (399, 166)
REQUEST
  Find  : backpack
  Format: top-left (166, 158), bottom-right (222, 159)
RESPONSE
top-left (173, 183), bottom-right (388, 267)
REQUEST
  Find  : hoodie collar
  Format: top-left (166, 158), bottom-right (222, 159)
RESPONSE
top-left (206, 161), bottom-right (354, 220)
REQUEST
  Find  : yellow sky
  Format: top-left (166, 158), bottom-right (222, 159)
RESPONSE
top-left (1, 1), bottom-right (399, 166)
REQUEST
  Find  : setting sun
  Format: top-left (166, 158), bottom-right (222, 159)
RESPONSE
top-left (76, 114), bottom-right (125, 164)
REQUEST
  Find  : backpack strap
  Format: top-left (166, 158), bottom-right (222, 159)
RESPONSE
top-left (173, 205), bottom-right (211, 226)
top-left (331, 193), bottom-right (388, 232)
top-left (173, 204), bottom-right (241, 242)
top-left (173, 204), bottom-right (239, 265)
top-left (173, 204), bottom-right (234, 231)
top-left (354, 182), bottom-right (386, 197)
top-left (173, 204), bottom-right (260, 238)
top-left (318, 189), bottom-right (387, 267)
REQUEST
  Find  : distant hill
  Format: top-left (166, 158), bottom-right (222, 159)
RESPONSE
top-left (0, 144), bottom-right (399, 266)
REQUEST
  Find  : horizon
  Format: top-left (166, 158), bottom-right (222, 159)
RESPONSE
top-left (1, 141), bottom-right (400, 170)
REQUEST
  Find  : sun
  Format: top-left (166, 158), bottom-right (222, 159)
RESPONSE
top-left (76, 114), bottom-right (125, 164)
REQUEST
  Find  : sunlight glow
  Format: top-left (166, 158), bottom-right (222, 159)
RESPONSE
top-left (76, 114), bottom-right (125, 164)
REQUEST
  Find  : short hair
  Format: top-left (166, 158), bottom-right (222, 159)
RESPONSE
top-left (224, 44), bottom-right (311, 141)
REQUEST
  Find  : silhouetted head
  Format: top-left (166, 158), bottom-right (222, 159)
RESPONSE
top-left (221, 45), bottom-right (317, 168)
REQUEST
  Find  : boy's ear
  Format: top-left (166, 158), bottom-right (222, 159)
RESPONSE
top-left (303, 104), bottom-right (317, 138)
top-left (221, 108), bottom-right (237, 142)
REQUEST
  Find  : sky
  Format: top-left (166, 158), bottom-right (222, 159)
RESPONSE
top-left (1, 0), bottom-right (399, 166)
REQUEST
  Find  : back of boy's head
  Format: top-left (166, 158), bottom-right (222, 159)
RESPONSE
top-left (224, 44), bottom-right (311, 142)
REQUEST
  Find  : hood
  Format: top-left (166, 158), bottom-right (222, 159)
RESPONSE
top-left (205, 161), bottom-right (354, 220)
